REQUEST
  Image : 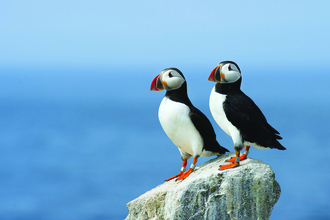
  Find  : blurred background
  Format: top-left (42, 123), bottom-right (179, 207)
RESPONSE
top-left (1, 1), bottom-right (330, 219)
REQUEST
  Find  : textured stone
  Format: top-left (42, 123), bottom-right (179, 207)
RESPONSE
top-left (126, 153), bottom-right (281, 220)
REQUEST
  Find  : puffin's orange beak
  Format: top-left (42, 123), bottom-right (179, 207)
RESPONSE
top-left (150, 73), bottom-right (164, 91)
top-left (208, 65), bottom-right (223, 83)
top-left (208, 66), bottom-right (219, 82)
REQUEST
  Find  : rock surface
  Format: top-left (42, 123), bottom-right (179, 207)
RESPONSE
top-left (125, 153), bottom-right (281, 220)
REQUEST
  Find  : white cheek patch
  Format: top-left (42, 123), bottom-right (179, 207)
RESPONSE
top-left (167, 77), bottom-right (185, 90)
top-left (225, 71), bottom-right (241, 83)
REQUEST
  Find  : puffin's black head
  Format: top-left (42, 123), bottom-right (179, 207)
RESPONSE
top-left (150, 68), bottom-right (186, 91)
top-left (208, 61), bottom-right (241, 84)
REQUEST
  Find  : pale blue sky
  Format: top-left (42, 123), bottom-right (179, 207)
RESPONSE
top-left (1, 1), bottom-right (329, 69)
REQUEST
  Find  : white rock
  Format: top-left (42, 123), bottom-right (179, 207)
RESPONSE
top-left (126, 153), bottom-right (281, 220)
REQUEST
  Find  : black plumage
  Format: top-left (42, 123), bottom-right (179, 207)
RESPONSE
top-left (215, 80), bottom-right (285, 150)
top-left (151, 67), bottom-right (229, 180)
top-left (166, 77), bottom-right (229, 155)
top-left (208, 61), bottom-right (285, 170)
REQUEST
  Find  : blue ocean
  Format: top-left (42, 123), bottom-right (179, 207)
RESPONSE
top-left (0, 66), bottom-right (329, 220)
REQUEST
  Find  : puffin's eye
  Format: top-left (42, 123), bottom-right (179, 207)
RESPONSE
top-left (169, 72), bottom-right (173, 78)
top-left (228, 65), bottom-right (232, 71)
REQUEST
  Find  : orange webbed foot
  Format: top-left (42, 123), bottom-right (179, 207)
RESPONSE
top-left (226, 154), bottom-right (248, 162)
top-left (219, 162), bottom-right (239, 170)
top-left (165, 160), bottom-right (188, 181)
top-left (226, 146), bottom-right (250, 163)
top-left (166, 158), bottom-right (198, 181)
top-left (176, 168), bottom-right (193, 181)
top-left (165, 171), bottom-right (184, 182)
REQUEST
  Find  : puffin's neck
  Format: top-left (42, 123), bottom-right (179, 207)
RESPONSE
top-left (215, 77), bottom-right (242, 94)
top-left (165, 82), bottom-right (192, 105)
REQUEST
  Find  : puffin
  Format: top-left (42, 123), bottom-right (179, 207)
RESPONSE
top-left (150, 68), bottom-right (229, 181)
top-left (208, 61), bottom-right (285, 170)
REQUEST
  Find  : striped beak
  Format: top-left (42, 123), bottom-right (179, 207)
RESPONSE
top-left (150, 73), bottom-right (164, 91)
top-left (208, 64), bottom-right (223, 83)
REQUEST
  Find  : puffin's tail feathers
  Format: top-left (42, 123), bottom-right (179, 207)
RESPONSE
top-left (270, 139), bottom-right (286, 150)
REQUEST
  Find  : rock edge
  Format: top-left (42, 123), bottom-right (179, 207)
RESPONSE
top-left (126, 153), bottom-right (281, 220)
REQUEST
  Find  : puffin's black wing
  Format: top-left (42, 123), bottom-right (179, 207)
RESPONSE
top-left (224, 91), bottom-right (285, 150)
top-left (189, 106), bottom-right (229, 154)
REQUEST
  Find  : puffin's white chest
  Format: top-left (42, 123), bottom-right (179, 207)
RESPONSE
top-left (209, 87), bottom-right (242, 146)
top-left (158, 97), bottom-right (202, 155)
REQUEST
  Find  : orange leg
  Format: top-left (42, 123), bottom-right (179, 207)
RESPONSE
top-left (165, 160), bottom-right (187, 182)
top-left (219, 149), bottom-right (240, 170)
top-left (226, 146), bottom-right (250, 162)
top-left (176, 157), bottom-right (198, 181)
